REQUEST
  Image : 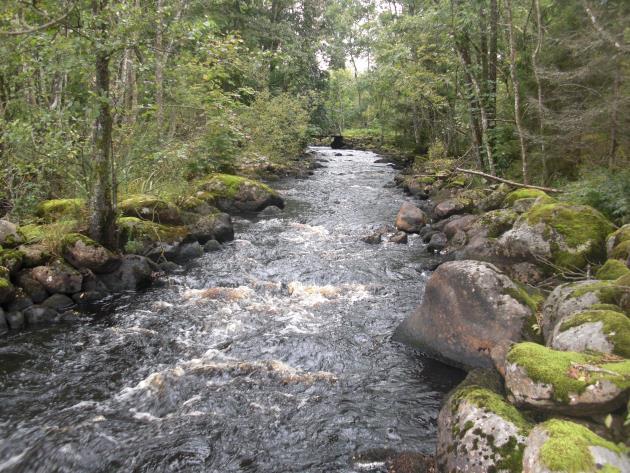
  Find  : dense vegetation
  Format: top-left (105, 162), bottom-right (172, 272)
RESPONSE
top-left (0, 0), bottom-right (628, 247)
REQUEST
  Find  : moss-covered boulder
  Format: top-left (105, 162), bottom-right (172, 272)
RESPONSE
top-left (607, 224), bottom-right (630, 259)
top-left (499, 202), bottom-right (616, 273)
top-left (471, 209), bottom-right (518, 239)
top-left (394, 260), bottom-right (536, 370)
top-left (0, 266), bottom-right (16, 305)
top-left (186, 213), bottom-right (234, 244)
top-left (596, 259), bottom-right (630, 280)
top-left (61, 233), bottom-right (121, 274)
top-left (505, 342), bottom-right (630, 416)
top-left (117, 217), bottom-right (190, 255)
top-left (36, 198), bottom-right (85, 223)
top-left (0, 219), bottom-right (24, 247)
top-left (522, 419), bottom-right (629, 473)
top-left (433, 189), bottom-right (486, 220)
top-left (196, 174), bottom-right (285, 213)
top-left (0, 248), bottom-right (24, 275)
top-left (479, 183), bottom-right (512, 212)
top-left (504, 189), bottom-right (551, 207)
top-left (31, 260), bottom-right (83, 295)
top-left (437, 369), bottom-right (532, 473)
top-left (549, 309), bottom-right (630, 358)
top-left (17, 244), bottom-right (52, 268)
top-left (542, 278), bottom-right (630, 341)
top-left (119, 195), bottom-right (183, 225)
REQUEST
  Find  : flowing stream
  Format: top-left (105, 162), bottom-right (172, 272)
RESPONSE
top-left (0, 148), bottom-right (463, 472)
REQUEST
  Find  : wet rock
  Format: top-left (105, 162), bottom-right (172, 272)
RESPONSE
top-left (0, 266), bottom-right (16, 305)
top-left (145, 242), bottom-right (181, 263)
top-left (41, 293), bottom-right (75, 312)
top-left (18, 244), bottom-right (52, 268)
top-left (522, 419), bottom-right (630, 473)
top-left (23, 305), bottom-right (58, 326)
top-left (0, 219), bottom-right (24, 247)
top-left (119, 195), bottom-right (183, 225)
top-left (61, 233), bottom-right (121, 273)
top-left (0, 309), bottom-right (7, 335)
top-left (158, 261), bottom-right (181, 273)
top-left (5, 310), bottom-right (24, 330)
top-left (362, 232), bottom-right (382, 244)
top-left (499, 202), bottom-right (615, 272)
top-left (196, 174), bottom-right (285, 213)
top-left (187, 212), bottom-right (234, 244)
top-left (426, 232), bottom-right (447, 253)
top-left (99, 255), bottom-right (156, 292)
top-left (72, 291), bottom-right (106, 304)
top-left (7, 293), bottom-right (33, 312)
top-left (203, 239), bottom-right (222, 252)
top-left (418, 225), bottom-right (435, 242)
top-left (394, 260), bottom-right (536, 370)
top-left (437, 369), bottom-right (531, 473)
top-left (390, 231), bottom-right (408, 244)
top-left (80, 268), bottom-right (110, 294)
top-left (505, 342), bottom-right (630, 416)
top-left (175, 241), bottom-right (204, 262)
top-left (449, 230), bottom-right (468, 249)
top-left (549, 309), bottom-right (630, 357)
top-left (31, 261), bottom-right (83, 295)
top-left (15, 269), bottom-right (48, 303)
top-left (395, 202), bottom-right (427, 233)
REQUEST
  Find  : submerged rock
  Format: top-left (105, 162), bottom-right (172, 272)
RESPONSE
top-left (437, 369), bottom-right (531, 473)
top-left (505, 342), bottom-right (630, 416)
top-left (522, 419), bottom-right (629, 473)
top-left (393, 260), bottom-right (536, 370)
top-left (196, 174), bottom-right (285, 213)
top-left (395, 201), bottom-right (427, 233)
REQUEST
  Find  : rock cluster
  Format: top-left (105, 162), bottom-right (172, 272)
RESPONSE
top-left (392, 160), bottom-right (630, 471)
top-left (0, 173), bottom-right (285, 336)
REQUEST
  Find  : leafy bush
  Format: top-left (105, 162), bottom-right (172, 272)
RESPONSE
top-left (561, 169), bottom-right (630, 225)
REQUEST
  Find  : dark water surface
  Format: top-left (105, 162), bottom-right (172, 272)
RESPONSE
top-left (0, 148), bottom-right (463, 472)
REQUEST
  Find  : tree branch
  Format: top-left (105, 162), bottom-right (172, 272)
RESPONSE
top-left (454, 167), bottom-right (562, 193)
top-left (0, 6), bottom-right (76, 36)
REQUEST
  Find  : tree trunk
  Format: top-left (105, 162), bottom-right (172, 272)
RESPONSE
top-left (608, 56), bottom-right (621, 169)
top-left (155, 0), bottom-right (165, 132)
top-left (505, 0), bottom-right (529, 184)
top-left (88, 0), bottom-right (116, 248)
top-left (532, 0), bottom-right (546, 182)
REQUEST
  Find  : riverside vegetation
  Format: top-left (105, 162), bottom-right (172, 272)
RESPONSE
top-left (1, 1), bottom-right (630, 472)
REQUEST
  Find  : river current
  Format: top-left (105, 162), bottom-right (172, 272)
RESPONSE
top-left (0, 148), bottom-right (463, 472)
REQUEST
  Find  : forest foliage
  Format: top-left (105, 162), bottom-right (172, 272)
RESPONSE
top-left (0, 0), bottom-right (629, 241)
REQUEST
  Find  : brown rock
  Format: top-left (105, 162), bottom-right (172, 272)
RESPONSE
top-left (395, 202), bottom-right (427, 233)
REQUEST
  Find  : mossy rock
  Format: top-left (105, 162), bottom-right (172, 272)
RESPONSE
top-left (117, 217), bottom-right (189, 254)
top-left (523, 419), bottom-right (629, 473)
top-left (0, 219), bottom-right (25, 248)
top-left (0, 265), bottom-right (16, 304)
top-left (479, 183), bottom-right (512, 212)
top-left (474, 209), bottom-right (518, 238)
top-left (504, 189), bottom-right (551, 207)
top-left (505, 342), bottom-right (630, 415)
top-left (60, 233), bottom-right (121, 274)
top-left (119, 195), bottom-right (183, 225)
top-left (596, 259), bottom-right (630, 280)
top-left (606, 224), bottom-right (630, 257)
top-left (610, 240), bottom-right (630, 262)
top-left (196, 173), bottom-right (285, 213)
top-left (550, 309), bottom-right (630, 358)
top-left (0, 248), bottom-right (24, 275)
top-left (437, 369), bottom-right (532, 473)
top-left (36, 199), bottom-right (85, 223)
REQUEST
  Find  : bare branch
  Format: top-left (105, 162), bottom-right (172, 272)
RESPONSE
top-left (454, 167), bottom-right (562, 193)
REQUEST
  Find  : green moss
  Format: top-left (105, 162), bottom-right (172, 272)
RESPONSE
top-left (507, 342), bottom-right (630, 402)
top-left (36, 198), bottom-right (85, 222)
top-left (197, 173), bottom-right (277, 201)
top-left (570, 278), bottom-right (629, 308)
top-left (116, 217), bottom-right (189, 246)
top-left (590, 303), bottom-right (625, 312)
top-left (539, 419), bottom-right (628, 473)
top-left (559, 309), bottom-right (630, 357)
top-left (610, 240), bottom-right (630, 261)
top-left (61, 233), bottom-right (100, 250)
top-left (597, 259), bottom-right (630, 280)
top-left (608, 225), bottom-right (630, 248)
top-left (504, 189), bottom-right (550, 207)
top-left (476, 209), bottom-right (518, 238)
top-left (0, 248), bottom-right (24, 270)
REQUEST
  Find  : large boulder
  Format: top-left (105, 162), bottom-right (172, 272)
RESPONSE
top-left (433, 189), bottom-right (485, 219)
top-left (606, 224), bottom-right (630, 260)
top-left (15, 269), bottom-right (48, 303)
top-left (442, 214), bottom-right (478, 239)
top-left (393, 260), bottom-right (537, 370)
top-left (35, 198), bottom-right (85, 223)
top-left (479, 183), bottom-right (511, 212)
top-left (117, 217), bottom-right (190, 255)
top-left (503, 189), bottom-right (551, 208)
top-left (118, 195), bottom-right (183, 225)
top-left (548, 309), bottom-right (630, 357)
top-left (186, 213), bottom-right (234, 244)
top-left (0, 219), bottom-right (24, 247)
top-left (437, 369), bottom-right (531, 473)
top-left (99, 255), bottom-right (156, 292)
top-left (541, 278), bottom-right (630, 342)
top-left (395, 202), bottom-right (427, 233)
top-left (499, 202), bottom-right (616, 272)
top-left (0, 266), bottom-right (16, 305)
top-left (596, 259), bottom-right (630, 280)
top-left (196, 174), bottom-right (285, 213)
top-left (23, 305), bottom-right (59, 326)
top-left (522, 419), bottom-right (629, 473)
top-left (31, 261), bottom-right (83, 294)
top-left (469, 209), bottom-right (518, 239)
top-left (18, 244), bottom-right (52, 268)
top-left (505, 342), bottom-right (630, 416)
top-left (61, 233), bottom-right (121, 273)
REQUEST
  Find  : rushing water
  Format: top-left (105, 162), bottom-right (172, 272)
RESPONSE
top-left (0, 148), bottom-right (463, 473)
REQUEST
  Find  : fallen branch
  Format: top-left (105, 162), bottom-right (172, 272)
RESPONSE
top-left (454, 167), bottom-right (562, 193)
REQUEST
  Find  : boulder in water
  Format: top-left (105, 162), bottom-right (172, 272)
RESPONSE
top-left (196, 174), bottom-right (284, 213)
top-left (187, 212), bottom-right (234, 244)
top-left (395, 202), bottom-right (427, 233)
top-left (99, 255), bottom-right (156, 292)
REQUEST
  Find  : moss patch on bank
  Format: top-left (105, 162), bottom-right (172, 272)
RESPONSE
top-left (504, 189), bottom-right (550, 207)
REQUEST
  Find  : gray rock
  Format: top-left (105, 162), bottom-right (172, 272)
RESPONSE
top-left (426, 232), bottom-right (447, 253)
top-left (512, 197), bottom-right (538, 213)
top-left (99, 255), bottom-right (156, 292)
top-left (0, 219), bottom-right (23, 247)
top-left (362, 232), bottom-right (382, 244)
top-left (203, 240), bottom-right (222, 252)
top-left (42, 293), bottom-right (75, 312)
top-left (24, 305), bottom-right (58, 326)
top-left (175, 242), bottom-right (204, 262)
top-left (7, 294), bottom-right (33, 312)
top-left (18, 244), bottom-right (52, 268)
top-left (158, 261), bottom-right (181, 272)
top-left (15, 269), bottom-right (49, 303)
top-left (389, 231), bottom-right (408, 244)
top-left (395, 202), bottom-right (427, 233)
top-left (61, 234), bottom-right (121, 273)
top-left (442, 214), bottom-right (478, 239)
top-left (0, 309), bottom-right (7, 335)
top-left (187, 212), bottom-right (234, 244)
top-left (5, 310), bottom-right (24, 330)
top-left (394, 260), bottom-right (535, 370)
top-left (31, 261), bottom-right (83, 294)
top-left (433, 198), bottom-right (471, 219)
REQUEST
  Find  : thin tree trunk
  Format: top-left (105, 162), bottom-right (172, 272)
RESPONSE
top-left (88, 0), bottom-right (116, 248)
top-left (155, 0), bottom-right (165, 132)
top-left (608, 56), bottom-right (621, 169)
top-left (532, 0), bottom-right (546, 182)
top-left (505, 0), bottom-right (529, 184)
